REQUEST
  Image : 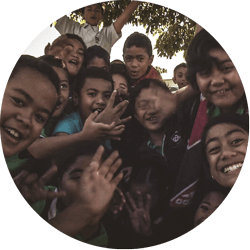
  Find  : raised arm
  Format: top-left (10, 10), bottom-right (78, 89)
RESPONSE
top-left (113, 1), bottom-right (140, 34)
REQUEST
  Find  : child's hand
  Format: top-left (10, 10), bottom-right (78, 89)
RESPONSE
top-left (74, 146), bottom-right (123, 225)
top-left (125, 191), bottom-right (152, 237)
top-left (81, 111), bottom-right (126, 141)
top-left (94, 90), bottom-right (131, 126)
top-left (13, 166), bottom-right (66, 205)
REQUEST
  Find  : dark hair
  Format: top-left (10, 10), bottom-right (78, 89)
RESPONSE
top-left (109, 62), bottom-right (131, 90)
top-left (39, 55), bottom-right (67, 69)
top-left (130, 78), bottom-right (170, 113)
top-left (74, 66), bottom-right (114, 94)
top-left (123, 32), bottom-right (153, 57)
top-left (81, 3), bottom-right (104, 16)
top-left (84, 45), bottom-right (110, 69)
top-left (65, 33), bottom-right (87, 52)
top-left (174, 62), bottom-right (187, 74)
top-left (10, 55), bottom-right (60, 95)
top-left (186, 29), bottom-right (223, 90)
top-left (201, 113), bottom-right (249, 161)
top-left (54, 142), bottom-right (106, 181)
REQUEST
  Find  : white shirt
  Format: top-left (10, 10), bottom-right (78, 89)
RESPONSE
top-left (55, 15), bottom-right (121, 54)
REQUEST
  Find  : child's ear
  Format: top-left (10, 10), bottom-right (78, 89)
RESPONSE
top-left (72, 91), bottom-right (79, 107)
top-left (44, 43), bottom-right (51, 55)
top-left (172, 76), bottom-right (176, 84)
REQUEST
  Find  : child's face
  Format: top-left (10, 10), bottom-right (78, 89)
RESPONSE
top-left (196, 48), bottom-right (244, 112)
top-left (86, 57), bottom-right (109, 71)
top-left (205, 123), bottom-right (248, 188)
top-left (134, 85), bottom-right (176, 134)
top-left (83, 4), bottom-right (103, 26)
top-left (61, 38), bottom-right (84, 76)
top-left (60, 154), bottom-right (96, 207)
top-left (77, 78), bottom-right (112, 121)
top-left (194, 191), bottom-right (225, 227)
top-left (173, 66), bottom-right (188, 89)
top-left (1, 67), bottom-right (58, 158)
top-left (112, 73), bottom-right (129, 96)
top-left (51, 67), bottom-right (70, 118)
top-left (124, 46), bottom-right (153, 80)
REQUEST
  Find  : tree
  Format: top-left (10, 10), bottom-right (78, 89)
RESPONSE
top-left (70, 1), bottom-right (197, 59)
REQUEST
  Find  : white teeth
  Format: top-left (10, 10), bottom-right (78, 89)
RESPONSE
top-left (223, 163), bottom-right (243, 173)
top-left (5, 127), bottom-right (20, 138)
top-left (218, 89), bottom-right (226, 94)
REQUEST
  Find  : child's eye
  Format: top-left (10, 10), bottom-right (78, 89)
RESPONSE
top-left (12, 97), bottom-right (25, 107)
top-left (207, 146), bottom-right (221, 155)
top-left (138, 57), bottom-right (144, 62)
top-left (104, 93), bottom-right (111, 99)
top-left (35, 114), bottom-right (45, 123)
top-left (60, 84), bottom-right (68, 90)
top-left (200, 205), bottom-right (209, 212)
top-left (231, 138), bottom-right (244, 145)
top-left (88, 92), bottom-right (96, 97)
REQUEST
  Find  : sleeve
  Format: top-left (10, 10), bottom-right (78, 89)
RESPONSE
top-left (55, 15), bottom-right (83, 36)
top-left (52, 115), bottom-right (77, 135)
top-left (100, 23), bottom-right (122, 54)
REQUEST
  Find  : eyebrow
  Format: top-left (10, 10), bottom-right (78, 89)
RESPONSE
top-left (13, 88), bottom-right (53, 116)
top-left (206, 128), bottom-right (246, 147)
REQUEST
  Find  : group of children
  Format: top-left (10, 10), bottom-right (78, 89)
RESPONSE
top-left (1, 2), bottom-right (248, 248)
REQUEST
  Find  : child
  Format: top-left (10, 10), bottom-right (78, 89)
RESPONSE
top-left (172, 62), bottom-right (188, 89)
top-left (1, 55), bottom-right (60, 159)
top-left (192, 180), bottom-right (229, 227)
top-left (84, 45), bottom-right (110, 71)
top-left (170, 28), bottom-right (247, 210)
top-left (201, 113), bottom-right (248, 188)
top-left (45, 33), bottom-right (87, 77)
top-left (123, 32), bottom-right (162, 87)
top-left (15, 142), bottom-right (123, 243)
top-left (55, 1), bottom-right (140, 54)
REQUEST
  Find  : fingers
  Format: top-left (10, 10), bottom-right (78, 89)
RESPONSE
top-left (145, 194), bottom-right (152, 212)
top-left (46, 190), bottom-right (66, 200)
top-left (98, 150), bottom-right (120, 176)
top-left (106, 89), bottom-right (117, 108)
top-left (137, 191), bottom-right (143, 209)
top-left (38, 165), bottom-right (58, 187)
top-left (113, 100), bottom-right (129, 115)
top-left (105, 158), bottom-right (122, 181)
top-left (86, 110), bottom-right (99, 122)
top-left (86, 145), bottom-right (105, 173)
top-left (118, 116), bottom-right (132, 125)
top-left (125, 192), bottom-right (137, 212)
top-left (13, 170), bottom-right (29, 187)
top-left (110, 172), bottom-right (123, 187)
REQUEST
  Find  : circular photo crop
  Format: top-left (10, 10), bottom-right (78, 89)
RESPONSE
top-left (1, 0), bottom-right (249, 249)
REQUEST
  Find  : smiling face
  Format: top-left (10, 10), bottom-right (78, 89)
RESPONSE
top-left (205, 123), bottom-right (248, 188)
top-left (61, 38), bottom-right (84, 76)
top-left (83, 4), bottom-right (103, 26)
top-left (1, 67), bottom-right (57, 158)
top-left (196, 48), bottom-right (244, 113)
top-left (76, 78), bottom-right (112, 122)
top-left (112, 73), bottom-right (129, 96)
top-left (134, 85), bottom-right (176, 135)
top-left (52, 67), bottom-right (69, 118)
top-left (124, 46), bottom-right (153, 80)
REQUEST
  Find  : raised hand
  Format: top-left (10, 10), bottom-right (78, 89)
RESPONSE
top-left (13, 165), bottom-right (66, 205)
top-left (125, 191), bottom-right (152, 237)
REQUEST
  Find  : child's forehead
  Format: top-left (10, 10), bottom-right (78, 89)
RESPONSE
top-left (175, 66), bottom-right (187, 74)
top-left (86, 4), bottom-right (102, 10)
top-left (137, 85), bottom-right (169, 98)
top-left (83, 77), bottom-right (112, 90)
top-left (124, 46), bottom-right (149, 56)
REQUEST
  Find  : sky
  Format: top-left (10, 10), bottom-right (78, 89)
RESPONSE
top-left (23, 17), bottom-right (185, 80)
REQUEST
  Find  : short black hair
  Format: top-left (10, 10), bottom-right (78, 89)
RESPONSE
top-left (84, 45), bottom-right (110, 69)
top-left (201, 113), bottom-right (249, 161)
top-left (81, 3), bottom-right (104, 16)
top-left (10, 55), bottom-right (60, 95)
top-left (74, 66), bottom-right (114, 94)
top-left (65, 33), bottom-right (87, 51)
top-left (123, 32), bottom-right (153, 57)
top-left (186, 29), bottom-right (223, 90)
top-left (130, 78), bottom-right (170, 113)
top-left (174, 62), bottom-right (187, 74)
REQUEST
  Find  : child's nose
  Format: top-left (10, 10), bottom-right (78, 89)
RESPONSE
top-left (210, 69), bottom-right (225, 86)
top-left (16, 110), bottom-right (32, 128)
top-left (220, 144), bottom-right (237, 160)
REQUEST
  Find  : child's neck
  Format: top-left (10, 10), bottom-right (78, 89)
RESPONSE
top-left (148, 130), bottom-right (165, 146)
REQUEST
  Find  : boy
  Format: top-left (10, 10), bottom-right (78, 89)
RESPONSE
top-left (123, 32), bottom-right (162, 87)
top-left (45, 33), bottom-right (87, 77)
top-left (84, 45), bottom-right (110, 71)
top-left (1, 55), bottom-right (60, 159)
top-left (55, 1), bottom-right (140, 54)
top-left (172, 63), bottom-right (188, 89)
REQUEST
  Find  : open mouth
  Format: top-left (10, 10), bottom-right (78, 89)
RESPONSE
top-left (92, 108), bottom-right (104, 114)
top-left (222, 163), bottom-right (242, 173)
top-left (213, 88), bottom-right (230, 95)
top-left (68, 59), bottom-right (79, 66)
top-left (146, 117), bottom-right (157, 122)
top-left (3, 126), bottom-right (22, 139)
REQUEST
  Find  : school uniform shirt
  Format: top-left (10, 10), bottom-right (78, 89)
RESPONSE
top-left (53, 110), bottom-right (83, 135)
top-left (55, 15), bottom-right (121, 54)
top-left (130, 66), bottom-right (163, 88)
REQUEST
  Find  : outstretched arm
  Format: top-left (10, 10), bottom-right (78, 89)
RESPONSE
top-left (114, 1), bottom-right (140, 34)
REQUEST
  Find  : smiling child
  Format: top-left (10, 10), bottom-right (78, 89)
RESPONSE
top-left (1, 55), bottom-right (60, 158)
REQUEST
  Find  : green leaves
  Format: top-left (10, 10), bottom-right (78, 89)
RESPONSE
top-left (70, 1), bottom-right (196, 59)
